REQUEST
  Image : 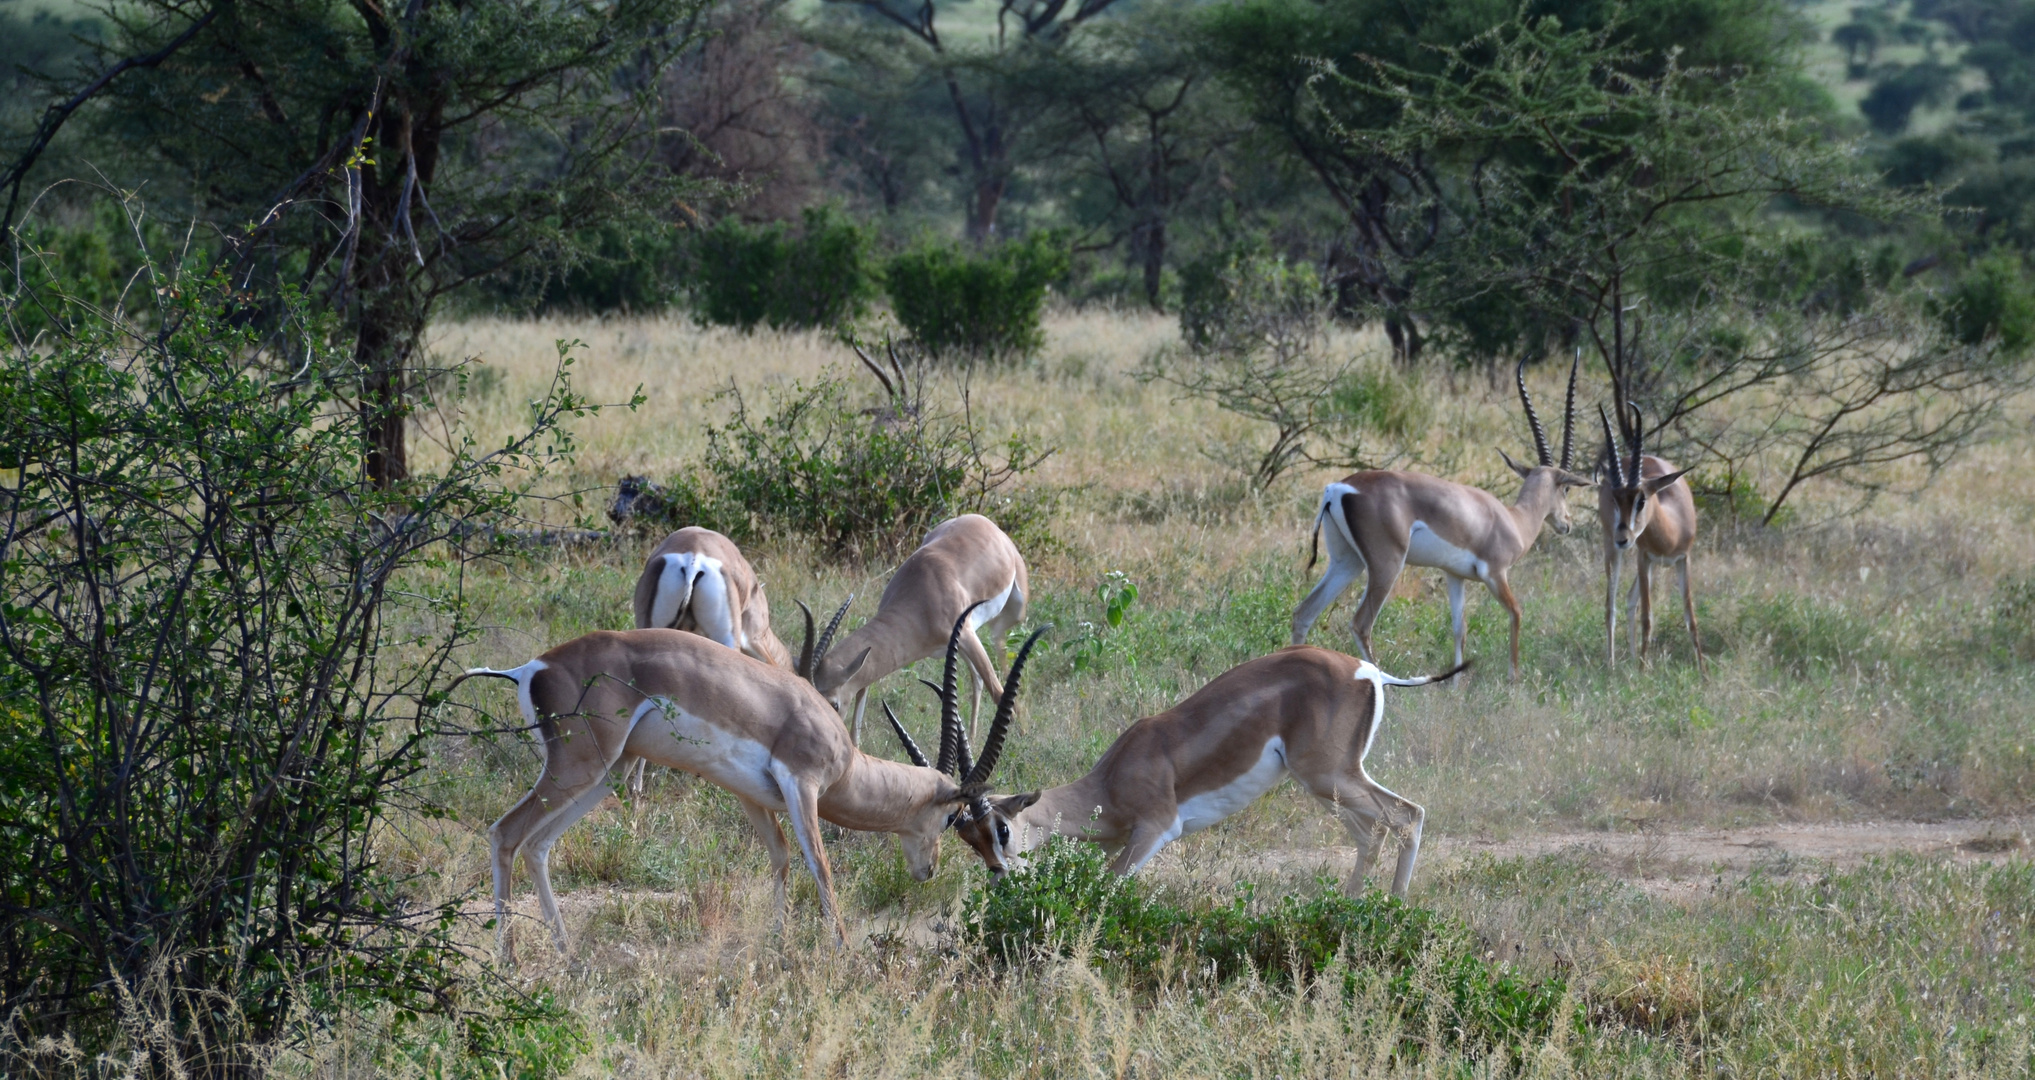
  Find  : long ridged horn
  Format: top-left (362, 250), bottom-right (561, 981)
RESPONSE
top-left (1600, 403), bottom-right (1625, 488)
top-left (933, 601), bottom-right (986, 776)
top-left (812, 594), bottom-right (853, 674)
top-left (1516, 359), bottom-right (1552, 467)
top-left (795, 600), bottom-right (818, 679)
top-left (1560, 349), bottom-right (1580, 472)
top-left (884, 702), bottom-right (929, 768)
top-left (961, 625), bottom-right (1051, 792)
top-left (1626, 402), bottom-right (1645, 486)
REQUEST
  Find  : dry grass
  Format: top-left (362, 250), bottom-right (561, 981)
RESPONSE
top-left (310, 308), bottom-right (2035, 1078)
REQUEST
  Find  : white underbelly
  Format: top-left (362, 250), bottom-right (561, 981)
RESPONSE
top-left (1175, 737), bottom-right (1288, 836)
top-left (624, 697), bottom-right (783, 809)
top-left (1406, 520), bottom-right (1488, 580)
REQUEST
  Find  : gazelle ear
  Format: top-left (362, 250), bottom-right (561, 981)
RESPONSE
top-left (1555, 469), bottom-right (1596, 489)
top-left (830, 647), bottom-right (871, 686)
top-left (1496, 447), bottom-right (1533, 479)
top-left (1642, 469), bottom-right (1690, 495)
top-left (995, 791), bottom-right (1041, 815)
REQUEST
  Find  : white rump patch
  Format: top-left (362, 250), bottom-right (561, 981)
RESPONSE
top-left (650, 553), bottom-right (737, 649)
top-left (1405, 520), bottom-right (1489, 582)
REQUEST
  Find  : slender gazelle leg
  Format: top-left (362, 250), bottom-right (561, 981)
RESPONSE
top-left (1679, 555), bottom-right (1708, 674)
top-left (735, 796), bottom-right (793, 927)
top-left (1349, 551), bottom-right (1407, 664)
top-left (1605, 545), bottom-right (1623, 665)
top-left (1486, 570), bottom-right (1525, 679)
top-left (1445, 576), bottom-right (1469, 669)
top-left (1291, 524), bottom-right (1365, 645)
top-left (1637, 555), bottom-right (1656, 662)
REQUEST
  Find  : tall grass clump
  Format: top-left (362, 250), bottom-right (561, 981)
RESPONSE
top-left (967, 842), bottom-right (1569, 1050)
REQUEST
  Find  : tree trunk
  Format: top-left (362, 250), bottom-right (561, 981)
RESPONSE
top-left (966, 174), bottom-right (1005, 241)
top-left (1132, 212), bottom-right (1165, 311)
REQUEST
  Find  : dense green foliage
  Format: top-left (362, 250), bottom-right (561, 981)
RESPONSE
top-left (645, 369), bottom-right (1050, 558)
top-left (691, 206), bottom-right (879, 330)
top-left (967, 842), bottom-right (1569, 1050)
top-left (884, 233), bottom-right (1069, 359)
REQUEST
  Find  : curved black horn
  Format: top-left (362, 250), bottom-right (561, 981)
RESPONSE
top-left (1599, 403), bottom-right (1625, 489)
top-left (962, 625), bottom-right (1051, 792)
top-left (795, 600), bottom-right (817, 679)
top-left (1560, 348), bottom-right (1580, 472)
top-left (884, 702), bottom-right (929, 768)
top-left (1516, 359), bottom-right (1553, 467)
top-left (812, 594), bottom-right (853, 673)
top-left (933, 601), bottom-right (985, 775)
top-left (1626, 402), bottom-right (1645, 486)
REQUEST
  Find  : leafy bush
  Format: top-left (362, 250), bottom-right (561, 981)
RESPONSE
top-left (967, 842), bottom-right (1568, 1049)
top-left (646, 367), bottom-right (1052, 558)
top-left (691, 205), bottom-right (878, 331)
top-left (1176, 245), bottom-right (1321, 351)
top-left (884, 232), bottom-right (1069, 359)
top-left (1940, 251), bottom-right (2035, 355)
top-left (1329, 366), bottom-right (1431, 439)
top-left (522, 220), bottom-right (688, 313)
top-left (0, 266), bottom-right (588, 1069)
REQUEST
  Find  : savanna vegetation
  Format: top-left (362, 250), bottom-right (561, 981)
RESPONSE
top-left (6, 0), bottom-right (2035, 1075)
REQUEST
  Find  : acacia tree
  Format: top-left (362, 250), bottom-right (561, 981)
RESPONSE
top-left (819, 0), bottom-right (1120, 240)
top-left (1320, 16), bottom-right (2028, 520)
top-left (1021, 3), bottom-right (1236, 309)
top-left (2, 0), bottom-right (715, 487)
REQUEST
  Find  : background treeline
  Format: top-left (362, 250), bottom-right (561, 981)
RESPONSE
top-left (9, 0), bottom-right (2035, 351)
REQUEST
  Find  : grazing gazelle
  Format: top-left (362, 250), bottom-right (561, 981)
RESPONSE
top-left (621, 526), bottom-right (796, 795)
top-left (911, 633), bottom-right (1463, 897)
top-left (1291, 357), bottom-right (1593, 677)
top-left (810, 514), bottom-right (1029, 745)
top-left (1597, 402), bottom-right (1706, 671)
top-left (450, 622), bottom-right (1042, 957)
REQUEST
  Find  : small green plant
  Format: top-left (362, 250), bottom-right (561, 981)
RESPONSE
top-left (691, 205), bottom-right (879, 331)
top-left (1329, 366), bottom-right (1431, 439)
top-left (1068, 571), bottom-right (1139, 673)
top-left (884, 232), bottom-right (1069, 359)
top-left (966, 842), bottom-right (1568, 1049)
top-left (1939, 250), bottom-right (2035, 355)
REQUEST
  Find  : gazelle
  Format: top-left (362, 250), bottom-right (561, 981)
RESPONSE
top-left (810, 514), bottom-right (1029, 745)
top-left (622, 526), bottom-right (796, 794)
top-left (1597, 403), bottom-right (1705, 671)
top-left (915, 635), bottom-right (1464, 897)
top-left (1291, 358), bottom-right (1593, 677)
top-left (450, 621), bottom-right (1041, 957)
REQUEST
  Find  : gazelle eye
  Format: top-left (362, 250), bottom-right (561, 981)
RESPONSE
top-left (997, 824), bottom-right (1010, 844)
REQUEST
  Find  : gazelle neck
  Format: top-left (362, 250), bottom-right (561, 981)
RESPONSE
top-left (824, 610), bottom-right (911, 697)
top-left (1505, 470), bottom-right (1567, 545)
top-left (1010, 778), bottom-right (1114, 853)
top-left (818, 753), bottom-right (956, 832)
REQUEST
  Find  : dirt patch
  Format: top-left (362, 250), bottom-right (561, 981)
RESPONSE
top-left (1209, 817), bottom-right (2034, 901)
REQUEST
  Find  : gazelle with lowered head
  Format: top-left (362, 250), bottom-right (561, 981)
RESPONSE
top-left (1597, 401), bottom-right (1706, 671)
top-left (1290, 357), bottom-right (1593, 677)
top-left (449, 613), bottom-right (1044, 957)
top-left (810, 513), bottom-right (1029, 744)
top-left (621, 526), bottom-right (797, 794)
top-left (909, 628), bottom-right (1464, 896)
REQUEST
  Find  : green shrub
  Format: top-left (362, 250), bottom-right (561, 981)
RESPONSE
top-left (1177, 245), bottom-right (1321, 351)
top-left (884, 232), bottom-right (1069, 359)
top-left (966, 842), bottom-right (1568, 1049)
top-left (648, 369), bottom-right (1052, 558)
top-left (1330, 366), bottom-right (1431, 439)
top-left (691, 205), bottom-right (878, 331)
top-left (1939, 251), bottom-right (2035, 355)
top-left (535, 221), bottom-right (687, 313)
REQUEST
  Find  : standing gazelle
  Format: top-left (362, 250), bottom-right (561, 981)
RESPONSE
top-left (810, 514), bottom-right (1029, 745)
top-left (1291, 357), bottom-right (1592, 677)
top-left (917, 638), bottom-right (1464, 897)
top-left (451, 624), bottom-right (1040, 957)
top-left (1597, 403), bottom-right (1705, 671)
